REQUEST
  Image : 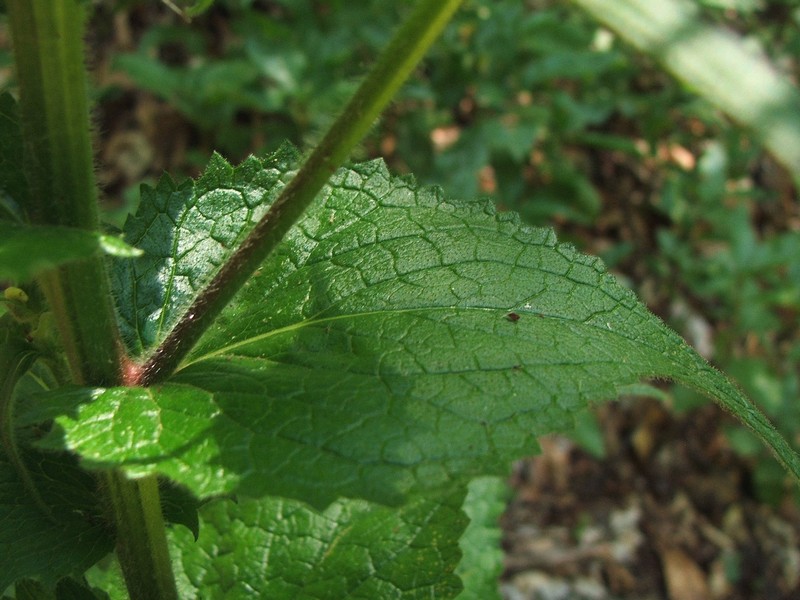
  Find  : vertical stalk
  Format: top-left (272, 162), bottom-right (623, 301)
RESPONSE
top-left (6, 1), bottom-right (178, 598)
top-left (105, 475), bottom-right (179, 599)
top-left (6, 0), bottom-right (119, 385)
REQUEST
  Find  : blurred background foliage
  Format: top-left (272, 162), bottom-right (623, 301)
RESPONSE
top-left (2, 0), bottom-right (799, 505)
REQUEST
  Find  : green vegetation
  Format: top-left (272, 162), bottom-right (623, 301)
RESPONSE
top-left (2, 0), bottom-right (800, 597)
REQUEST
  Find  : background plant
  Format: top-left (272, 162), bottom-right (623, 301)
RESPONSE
top-left (4, 1), bottom-right (800, 600)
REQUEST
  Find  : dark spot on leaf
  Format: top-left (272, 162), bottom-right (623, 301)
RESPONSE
top-left (506, 312), bottom-right (520, 323)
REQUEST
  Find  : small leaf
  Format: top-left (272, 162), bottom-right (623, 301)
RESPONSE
top-left (0, 223), bottom-right (141, 282)
top-left (53, 576), bottom-right (110, 599)
top-left (3, 287), bottom-right (29, 303)
top-left (0, 338), bottom-right (50, 521)
top-left (183, 0), bottom-right (215, 17)
top-left (169, 490), bottom-right (466, 599)
top-left (162, 0), bottom-right (215, 19)
top-left (159, 479), bottom-right (200, 540)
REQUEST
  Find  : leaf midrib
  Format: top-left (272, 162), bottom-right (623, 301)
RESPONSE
top-left (177, 305), bottom-right (675, 374)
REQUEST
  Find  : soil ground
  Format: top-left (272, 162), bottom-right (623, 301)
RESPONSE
top-left (501, 400), bottom-right (800, 600)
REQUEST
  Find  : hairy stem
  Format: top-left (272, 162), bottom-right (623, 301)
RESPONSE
top-left (139, 0), bottom-right (465, 385)
top-left (7, 1), bottom-right (177, 596)
top-left (6, 0), bottom-right (121, 385)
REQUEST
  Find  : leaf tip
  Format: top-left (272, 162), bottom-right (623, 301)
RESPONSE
top-left (98, 235), bottom-right (144, 258)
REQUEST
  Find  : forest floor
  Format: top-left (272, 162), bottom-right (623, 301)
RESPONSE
top-left (500, 400), bottom-right (800, 600)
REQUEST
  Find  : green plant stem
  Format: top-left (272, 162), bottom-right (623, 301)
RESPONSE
top-left (6, 0), bottom-right (120, 385)
top-left (7, 2), bottom-right (178, 597)
top-left (105, 474), bottom-right (179, 600)
top-left (139, 0), bottom-right (465, 385)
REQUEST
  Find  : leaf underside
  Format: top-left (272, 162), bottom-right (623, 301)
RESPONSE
top-left (33, 152), bottom-right (798, 510)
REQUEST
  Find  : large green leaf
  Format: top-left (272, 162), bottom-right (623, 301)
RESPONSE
top-left (168, 489), bottom-right (466, 599)
top-left (37, 155), bottom-right (800, 508)
top-left (572, 0), bottom-right (800, 181)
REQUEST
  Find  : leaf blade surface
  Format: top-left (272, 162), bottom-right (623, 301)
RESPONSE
top-left (40, 157), bottom-right (800, 507)
top-left (169, 490), bottom-right (466, 599)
